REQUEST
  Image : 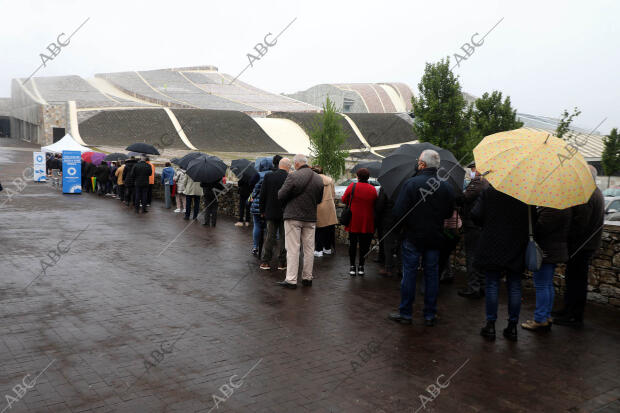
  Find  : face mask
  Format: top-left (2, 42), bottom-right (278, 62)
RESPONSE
top-left (470, 171), bottom-right (476, 179)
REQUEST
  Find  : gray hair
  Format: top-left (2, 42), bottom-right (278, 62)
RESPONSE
top-left (293, 154), bottom-right (308, 165)
top-left (589, 165), bottom-right (598, 180)
top-left (419, 149), bottom-right (440, 168)
top-left (279, 158), bottom-right (292, 170)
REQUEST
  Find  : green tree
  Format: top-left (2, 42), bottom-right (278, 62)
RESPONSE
top-left (556, 107), bottom-right (581, 139)
top-left (465, 91), bottom-right (523, 153)
top-left (309, 97), bottom-right (349, 180)
top-left (602, 128), bottom-right (620, 176)
top-left (412, 57), bottom-right (469, 160)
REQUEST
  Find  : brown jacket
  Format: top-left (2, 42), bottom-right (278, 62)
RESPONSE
top-left (316, 174), bottom-right (338, 227)
top-left (278, 165), bottom-right (324, 222)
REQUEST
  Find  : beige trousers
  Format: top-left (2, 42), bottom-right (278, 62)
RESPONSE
top-left (284, 220), bottom-right (316, 284)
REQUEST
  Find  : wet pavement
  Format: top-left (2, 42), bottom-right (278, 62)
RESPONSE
top-left (1, 139), bottom-right (619, 413)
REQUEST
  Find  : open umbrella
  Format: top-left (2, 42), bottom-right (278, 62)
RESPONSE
top-left (170, 157), bottom-right (181, 165)
top-left (378, 143), bottom-right (465, 199)
top-left (81, 152), bottom-right (94, 163)
top-left (231, 158), bottom-right (258, 181)
top-left (125, 142), bottom-right (160, 155)
top-left (177, 152), bottom-right (206, 169)
top-left (91, 152), bottom-right (106, 166)
top-left (104, 153), bottom-right (128, 162)
top-left (473, 128), bottom-right (595, 209)
top-left (186, 155), bottom-right (227, 183)
top-left (351, 161), bottom-right (381, 177)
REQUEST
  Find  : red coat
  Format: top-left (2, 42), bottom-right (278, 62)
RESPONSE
top-left (341, 182), bottom-right (377, 233)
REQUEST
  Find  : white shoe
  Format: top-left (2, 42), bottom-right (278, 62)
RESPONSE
top-left (234, 222), bottom-right (244, 227)
top-left (314, 251), bottom-right (323, 257)
top-left (174, 208), bottom-right (181, 213)
top-left (244, 222), bottom-right (249, 227)
top-left (323, 249), bottom-right (332, 255)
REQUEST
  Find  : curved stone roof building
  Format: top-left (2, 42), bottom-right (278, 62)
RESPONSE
top-left (285, 83), bottom-right (414, 113)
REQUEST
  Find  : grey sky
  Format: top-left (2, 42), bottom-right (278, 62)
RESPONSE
top-left (0, 0), bottom-right (618, 134)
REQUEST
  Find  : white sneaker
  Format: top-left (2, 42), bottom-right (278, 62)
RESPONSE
top-left (234, 222), bottom-right (244, 227)
top-left (174, 208), bottom-right (181, 213)
top-left (323, 249), bottom-right (332, 255)
top-left (244, 222), bottom-right (249, 227)
top-left (314, 251), bottom-right (323, 257)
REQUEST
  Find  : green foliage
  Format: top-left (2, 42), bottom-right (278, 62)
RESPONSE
top-left (602, 128), bottom-right (620, 176)
top-left (556, 107), bottom-right (581, 139)
top-left (412, 57), bottom-right (469, 161)
top-left (309, 97), bottom-right (349, 181)
top-left (465, 91), bottom-right (523, 153)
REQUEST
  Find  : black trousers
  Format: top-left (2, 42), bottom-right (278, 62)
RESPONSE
top-left (118, 184), bottom-right (125, 202)
top-left (315, 225), bottom-right (335, 252)
top-left (349, 232), bottom-right (373, 266)
top-left (135, 186), bottom-right (148, 210)
top-left (438, 233), bottom-right (459, 279)
top-left (125, 186), bottom-right (135, 205)
top-left (185, 195), bottom-right (201, 219)
top-left (263, 219), bottom-right (286, 266)
top-left (464, 226), bottom-right (484, 291)
top-left (239, 194), bottom-right (251, 222)
top-left (147, 184), bottom-right (153, 205)
top-left (205, 202), bottom-right (218, 226)
top-left (564, 250), bottom-right (594, 320)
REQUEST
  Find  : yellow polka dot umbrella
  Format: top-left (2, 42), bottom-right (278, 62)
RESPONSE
top-left (473, 128), bottom-right (595, 209)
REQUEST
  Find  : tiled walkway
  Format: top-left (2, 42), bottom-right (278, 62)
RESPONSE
top-left (1, 140), bottom-right (619, 412)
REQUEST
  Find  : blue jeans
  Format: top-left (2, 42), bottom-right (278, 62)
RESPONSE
top-left (533, 263), bottom-right (556, 323)
top-left (485, 271), bottom-right (522, 322)
top-left (252, 214), bottom-right (263, 249)
top-left (399, 239), bottom-right (439, 320)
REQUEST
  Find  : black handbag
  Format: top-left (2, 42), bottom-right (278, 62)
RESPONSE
top-left (339, 183), bottom-right (356, 226)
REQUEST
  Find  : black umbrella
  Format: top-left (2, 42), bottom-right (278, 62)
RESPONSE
top-left (231, 158), bottom-right (258, 181)
top-left (378, 143), bottom-right (465, 199)
top-left (351, 161), bottom-right (381, 177)
top-left (103, 153), bottom-right (128, 162)
top-left (170, 157), bottom-right (181, 165)
top-left (186, 155), bottom-right (227, 183)
top-left (177, 152), bottom-right (206, 169)
top-left (125, 142), bottom-right (160, 155)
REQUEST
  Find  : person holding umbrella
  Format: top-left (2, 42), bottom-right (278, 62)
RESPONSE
top-left (161, 162), bottom-right (175, 209)
top-left (94, 161), bottom-right (110, 196)
top-left (387, 150), bottom-right (455, 326)
top-left (173, 167), bottom-right (187, 213)
top-left (131, 156), bottom-right (152, 213)
top-left (122, 157), bottom-right (137, 206)
top-left (201, 178), bottom-right (225, 227)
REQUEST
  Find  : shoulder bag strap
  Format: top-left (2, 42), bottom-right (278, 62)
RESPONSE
top-left (348, 183), bottom-right (357, 207)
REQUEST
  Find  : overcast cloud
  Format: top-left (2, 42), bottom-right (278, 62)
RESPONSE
top-left (0, 0), bottom-right (618, 133)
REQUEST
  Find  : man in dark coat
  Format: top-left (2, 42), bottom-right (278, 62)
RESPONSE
top-left (84, 161), bottom-right (96, 193)
top-left (276, 154), bottom-right (324, 288)
top-left (555, 165), bottom-right (604, 327)
top-left (122, 158), bottom-right (137, 206)
top-left (94, 162), bottom-right (110, 196)
top-left (131, 157), bottom-right (152, 213)
top-left (200, 179), bottom-right (226, 227)
top-left (259, 157), bottom-right (290, 270)
top-left (375, 186), bottom-right (399, 276)
top-left (471, 184), bottom-right (529, 341)
top-left (458, 163), bottom-right (489, 298)
top-left (388, 149), bottom-right (455, 326)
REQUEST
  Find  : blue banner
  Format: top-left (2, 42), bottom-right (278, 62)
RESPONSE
top-left (62, 150), bottom-right (82, 194)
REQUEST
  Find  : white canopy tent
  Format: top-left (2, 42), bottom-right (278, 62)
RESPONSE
top-left (41, 134), bottom-right (92, 153)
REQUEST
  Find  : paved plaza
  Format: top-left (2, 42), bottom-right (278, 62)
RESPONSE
top-left (1, 140), bottom-right (619, 412)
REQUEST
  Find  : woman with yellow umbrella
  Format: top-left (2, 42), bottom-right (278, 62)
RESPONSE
top-left (473, 128), bottom-right (595, 340)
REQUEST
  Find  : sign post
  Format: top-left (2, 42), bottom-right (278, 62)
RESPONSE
top-left (33, 152), bottom-right (46, 182)
top-left (62, 150), bottom-right (82, 194)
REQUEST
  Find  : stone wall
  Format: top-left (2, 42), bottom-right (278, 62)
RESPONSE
top-left (155, 181), bottom-right (620, 308)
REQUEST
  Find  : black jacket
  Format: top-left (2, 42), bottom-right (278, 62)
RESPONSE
top-left (259, 169), bottom-right (288, 221)
top-left (534, 207), bottom-right (571, 264)
top-left (94, 163), bottom-right (110, 184)
top-left (84, 162), bottom-right (96, 178)
top-left (123, 160), bottom-right (137, 187)
top-left (392, 168), bottom-right (455, 249)
top-left (375, 186), bottom-right (395, 229)
top-left (238, 175), bottom-right (254, 198)
top-left (462, 175), bottom-right (489, 228)
top-left (471, 185), bottom-right (529, 274)
top-left (131, 161), bottom-right (152, 187)
top-left (569, 187), bottom-right (605, 255)
top-left (201, 181), bottom-right (225, 206)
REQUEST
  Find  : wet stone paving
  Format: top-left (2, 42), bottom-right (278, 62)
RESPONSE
top-left (0, 139), bottom-right (619, 413)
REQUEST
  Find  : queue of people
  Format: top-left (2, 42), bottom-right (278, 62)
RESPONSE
top-left (78, 149), bottom-right (604, 341)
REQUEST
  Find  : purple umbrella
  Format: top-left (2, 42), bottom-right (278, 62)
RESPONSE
top-left (91, 152), bottom-right (106, 166)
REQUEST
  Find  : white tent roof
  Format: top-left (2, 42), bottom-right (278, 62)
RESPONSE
top-left (41, 134), bottom-right (91, 153)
